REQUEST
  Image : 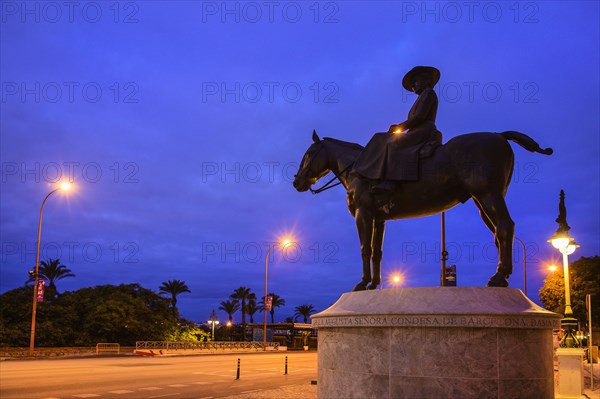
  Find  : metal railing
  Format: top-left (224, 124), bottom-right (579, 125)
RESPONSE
top-left (96, 343), bottom-right (120, 355)
top-left (135, 341), bottom-right (279, 351)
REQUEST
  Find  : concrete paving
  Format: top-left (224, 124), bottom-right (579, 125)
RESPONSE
top-left (219, 361), bottom-right (600, 399)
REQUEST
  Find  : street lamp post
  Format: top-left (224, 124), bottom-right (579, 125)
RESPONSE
top-left (263, 238), bottom-right (293, 350)
top-left (549, 192), bottom-right (586, 399)
top-left (208, 310), bottom-right (219, 341)
top-left (208, 320), bottom-right (219, 340)
top-left (226, 321), bottom-right (232, 341)
top-left (548, 190), bottom-right (580, 348)
top-left (514, 237), bottom-right (527, 296)
top-left (264, 243), bottom-right (275, 351)
top-left (29, 182), bottom-right (71, 356)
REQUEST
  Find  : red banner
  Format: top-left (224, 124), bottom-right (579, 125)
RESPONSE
top-left (36, 279), bottom-right (45, 303)
top-left (265, 295), bottom-right (273, 311)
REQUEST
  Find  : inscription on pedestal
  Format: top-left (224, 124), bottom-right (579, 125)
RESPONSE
top-left (314, 314), bottom-right (559, 329)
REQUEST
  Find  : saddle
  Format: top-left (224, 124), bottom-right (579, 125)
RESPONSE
top-left (388, 138), bottom-right (441, 182)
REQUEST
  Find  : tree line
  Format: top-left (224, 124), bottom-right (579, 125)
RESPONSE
top-left (218, 286), bottom-right (315, 325)
top-left (0, 259), bottom-right (317, 346)
top-left (7, 256), bottom-right (595, 347)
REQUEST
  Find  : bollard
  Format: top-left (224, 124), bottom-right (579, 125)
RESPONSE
top-left (284, 355), bottom-right (288, 375)
top-left (236, 358), bottom-right (240, 380)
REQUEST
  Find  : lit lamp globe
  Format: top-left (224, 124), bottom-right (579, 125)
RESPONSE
top-left (550, 235), bottom-right (570, 251)
top-left (548, 230), bottom-right (580, 255)
top-left (565, 241), bottom-right (580, 255)
top-left (547, 231), bottom-right (580, 347)
top-left (281, 238), bottom-right (295, 248)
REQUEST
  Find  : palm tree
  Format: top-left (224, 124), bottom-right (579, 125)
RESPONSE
top-left (159, 279), bottom-right (191, 312)
top-left (259, 293), bottom-right (286, 324)
top-left (218, 300), bottom-right (240, 323)
top-left (230, 287), bottom-right (256, 328)
top-left (294, 304), bottom-right (315, 324)
top-left (246, 298), bottom-right (259, 323)
top-left (27, 258), bottom-right (75, 295)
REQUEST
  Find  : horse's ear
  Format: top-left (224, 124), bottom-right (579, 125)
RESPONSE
top-left (312, 130), bottom-right (321, 143)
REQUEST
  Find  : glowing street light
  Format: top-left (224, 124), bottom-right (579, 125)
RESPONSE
top-left (264, 236), bottom-right (295, 350)
top-left (29, 181), bottom-right (73, 356)
top-left (208, 315), bottom-right (219, 342)
top-left (387, 272), bottom-right (404, 288)
top-left (548, 264), bottom-right (558, 273)
top-left (548, 190), bottom-right (580, 348)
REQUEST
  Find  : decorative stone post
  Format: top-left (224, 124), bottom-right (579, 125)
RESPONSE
top-left (555, 347), bottom-right (586, 399)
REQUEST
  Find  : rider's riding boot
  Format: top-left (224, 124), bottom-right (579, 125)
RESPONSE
top-left (370, 180), bottom-right (398, 194)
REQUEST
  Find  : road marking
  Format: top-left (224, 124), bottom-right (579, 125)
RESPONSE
top-left (192, 372), bottom-right (235, 377)
top-left (149, 394), bottom-right (181, 398)
top-left (167, 384), bottom-right (189, 387)
top-left (109, 390), bottom-right (134, 394)
top-left (72, 395), bottom-right (100, 398)
top-left (139, 387), bottom-right (164, 391)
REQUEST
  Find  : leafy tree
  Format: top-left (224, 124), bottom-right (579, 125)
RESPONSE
top-left (159, 279), bottom-right (191, 313)
top-left (540, 256), bottom-right (600, 326)
top-left (218, 300), bottom-right (240, 323)
top-left (230, 287), bottom-right (256, 328)
top-left (66, 284), bottom-right (177, 345)
top-left (0, 283), bottom-right (178, 347)
top-left (165, 319), bottom-right (211, 342)
top-left (294, 304), bottom-right (315, 323)
top-left (259, 292), bottom-right (286, 323)
top-left (26, 258), bottom-right (75, 297)
top-left (0, 286), bottom-right (33, 346)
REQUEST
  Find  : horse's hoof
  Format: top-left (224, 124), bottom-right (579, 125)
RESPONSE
top-left (367, 281), bottom-right (380, 290)
top-left (486, 273), bottom-right (509, 287)
top-left (352, 282), bottom-right (368, 291)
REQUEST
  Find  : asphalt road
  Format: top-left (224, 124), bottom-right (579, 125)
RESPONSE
top-left (0, 352), bottom-right (317, 399)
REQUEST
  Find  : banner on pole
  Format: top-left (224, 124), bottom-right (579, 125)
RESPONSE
top-left (36, 279), bottom-right (45, 303)
top-left (265, 295), bottom-right (273, 311)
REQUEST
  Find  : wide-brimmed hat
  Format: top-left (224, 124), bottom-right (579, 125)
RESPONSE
top-left (402, 66), bottom-right (440, 91)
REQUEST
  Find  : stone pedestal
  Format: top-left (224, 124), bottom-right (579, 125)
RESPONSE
top-left (312, 287), bottom-right (561, 399)
top-left (556, 347), bottom-right (586, 398)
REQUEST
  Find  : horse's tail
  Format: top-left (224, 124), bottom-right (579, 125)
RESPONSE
top-left (500, 131), bottom-right (553, 155)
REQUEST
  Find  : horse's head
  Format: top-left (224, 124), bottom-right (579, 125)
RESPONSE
top-left (293, 131), bottom-right (331, 192)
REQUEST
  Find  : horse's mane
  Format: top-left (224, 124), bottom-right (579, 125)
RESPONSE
top-left (323, 137), bottom-right (364, 152)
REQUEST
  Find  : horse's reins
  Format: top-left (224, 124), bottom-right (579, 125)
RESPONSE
top-left (309, 151), bottom-right (354, 195)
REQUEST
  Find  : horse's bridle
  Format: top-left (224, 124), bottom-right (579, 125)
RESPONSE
top-left (299, 140), bottom-right (354, 195)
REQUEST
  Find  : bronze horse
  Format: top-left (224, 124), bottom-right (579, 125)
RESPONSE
top-left (293, 131), bottom-right (552, 290)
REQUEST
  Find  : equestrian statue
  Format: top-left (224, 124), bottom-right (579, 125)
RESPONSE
top-left (292, 66), bottom-right (553, 291)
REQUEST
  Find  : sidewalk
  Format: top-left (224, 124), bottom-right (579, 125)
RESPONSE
top-left (221, 365), bottom-right (600, 399)
top-left (568, 361), bottom-right (599, 398)
top-left (221, 383), bottom-right (316, 399)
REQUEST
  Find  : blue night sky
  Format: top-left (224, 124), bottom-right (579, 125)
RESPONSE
top-left (1, 1), bottom-right (599, 323)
